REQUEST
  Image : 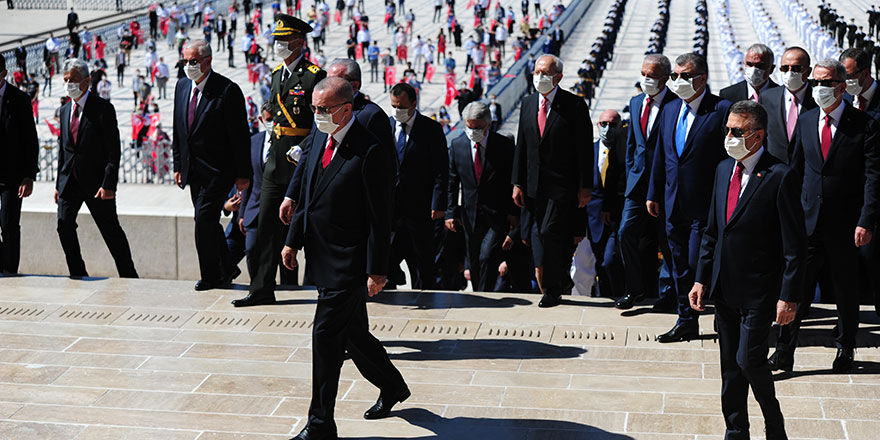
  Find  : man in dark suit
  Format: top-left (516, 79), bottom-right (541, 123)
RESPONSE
top-left (235, 15), bottom-right (323, 307)
top-left (67, 7), bottom-right (79, 33)
top-left (587, 110), bottom-right (626, 298)
top-left (647, 53), bottom-right (732, 341)
top-left (770, 59), bottom-right (880, 373)
top-left (281, 77), bottom-right (408, 440)
top-left (172, 40), bottom-right (251, 291)
top-left (55, 59), bottom-right (138, 278)
top-left (445, 101), bottom-right (517, 292)
top-left (617, 54), bottom-right (677, 310)
top-left (513, 54), bottom-right (592, 308)
top-left (691, 100), bottom-right (805, 440)
top-left (758, 46), bottom-right (816, 164)
top-left (387, 82), bottom-right (448, 290)
top-left (0, 57), bottom-right (39, 275)
top-left (719, 43), bottom-right (778, 103)
top-left (489, 94), bottom-right (503, 132)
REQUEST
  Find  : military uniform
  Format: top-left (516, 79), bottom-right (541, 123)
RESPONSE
top-left (242, 14), bottom-right (326, 306)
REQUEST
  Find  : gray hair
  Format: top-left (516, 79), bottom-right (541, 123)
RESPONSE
top-left (675, 53), bottom-right (708, 75)
top-left (729, 100), bottom-right (768, 131)
top-left (643, 54), bottom-right (671, 76)
top-left (462, 101), bottom-right (492, 124)
top-left (746, 43), bottom-right (774, 63)
top-left (184, 39), bottom-right (212, 58)
top-left (260, 101), bottom-right (273, 114)
top-left (314, 76), bottom-right (354, 103)
top-left (63, 58), bottom-right (90, 80)
top-left (328, 58), bottom-right (362, 83)
top-left (536, 54), bottom-right (564, 75)
top-left (814, 58), bottom-right (846, 81)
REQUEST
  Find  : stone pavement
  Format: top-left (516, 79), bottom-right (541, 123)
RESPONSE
top-left (0, 276), bottom-right (879, 438)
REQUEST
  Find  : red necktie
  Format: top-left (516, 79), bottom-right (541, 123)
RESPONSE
top-left (537, 97), bottom-right (549, 136)
top-left (640, 96), bottom-right (652, 137)
top-left (70, 103), bottom-right (81, 143)
top-left (473, 142), bottom-right (482, 181)
top-left (858, 98), bottom-right (866, 111)
top-left (751, 91), bottom-right (759, 102)
top-left (322, 135), bottom-right (336, 168)
top-left (821, 115), bottom-right (832, 159)
top-left (786, 94), bottom-right (798, 141)
top-left (726, 162), bottom-right (744, 222)
top-left (188, 87), bottom-right (200, 129)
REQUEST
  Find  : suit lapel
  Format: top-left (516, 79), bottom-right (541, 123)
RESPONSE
top-left (311, 131), bottom-right (349, 203)
top-left (682, 97), bottom-right (711, 157)
top-left (823, 106), bottom-right (850, 167)
top-left (401, 116), bottom-right (419, 163)
top-left (727, 155), bottom-right (770, 226)
top-left (539, 93), bottom-right (562, 145)
top-left (180, 80), bottom-right (194, 136)
top-left (804, 110), bottom-right (824, 165)
top-left (459, 139), bottom-right (478, 188)
top-left (479, 140), bottom-right (494, 188)
top-left (190, 77), bottom-right (211, 135)
top-left (75, 97), bottom-right (91, 146)
top-left (60, 102), bottom-right (71, 148)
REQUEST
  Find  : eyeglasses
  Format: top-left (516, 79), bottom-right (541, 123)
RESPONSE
top-left (779, 65), bottom-right (805, 73)
top-left (745, 61), bottom-right (770, 70)
top-left (183, 58), bottom-right (203, 66)
top-left (846, 68), bottom-right (866, 80)
top-left (725, 127), bottom-right (755, 137)
top-left (310, 102), bottom-right (351, 114)
top-left (669, 71), bottom-right (703, 81)
top-left (807, 79), bottom-right (842, 87)
top-left (597, 121), bottom-right (617, 127)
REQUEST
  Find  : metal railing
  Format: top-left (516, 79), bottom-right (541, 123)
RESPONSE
top-left (12, 0), bottom-right (175, 11)
top-left (36, 139), bottom-right (176, 184)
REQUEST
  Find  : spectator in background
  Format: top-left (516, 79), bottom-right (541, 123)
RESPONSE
top-left (131, 69), bottom-right (143, 108)
top-left (97, 73), bottom-right (113, 101)
top-left (368, 41), bottom-right (380, 82)
top-left (26, 73), bottom-right (39, 123)
top-left (445, 51), bottom-right (455, 73)
top-left (95, 36), bottom-right (107, 62)
top-left (67, 7), bottom-right (80, 33)
top-left (46, 33), bottom-right (62, 72)
top-left (155, 57), bottom-right (170, 99)
top-left (14, 41), bottom-right (28, 76)
top-left (40, 57), bottom-right (55, 96)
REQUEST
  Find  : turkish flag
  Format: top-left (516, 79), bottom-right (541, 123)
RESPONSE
top-left (385, 66), bottom-right (397, 86)
top-left (334, 10), bottom-right (342, 24)
top-left (131, 114), bottom-right (146, 140)
top-left (355, 44), bottom-right (364, 60)
top-left (146, 113), bottom-right (162, 138)
top-left (445, 73), bottom-right (457, 106)
top-left (45, 118), bottom-right (60, 137)
top-left (425, 63), bottom-right (436, 83)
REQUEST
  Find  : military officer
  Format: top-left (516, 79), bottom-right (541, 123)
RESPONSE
top-left (233, 14), bottom-right (326, 307)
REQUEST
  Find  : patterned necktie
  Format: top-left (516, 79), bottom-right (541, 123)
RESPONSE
top-left (675, 106), bottom-right (688, 157)
top-left (640, 96), bottom-right (652, 137)
top-left (726, 162), bottom-right (744, 222)
top-left (821, 115), bottom-right (832, 159)
top-left (70, 103), bottom-right (81, 143)
top-left (538, 96), bottom-right (549, 136)
top-left (786, 94), bottom-right (799, 141)
top-left (396, 122), bottom-right (407, 163)
top-left (322, 135), bottom-right (336, 168)
top-left (188, 87), bottom-right (200, 129)
top-left (473, 142), bottom-right (483, 182)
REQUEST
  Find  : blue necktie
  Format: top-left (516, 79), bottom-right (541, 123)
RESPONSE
top-left (396, 122), bottom-right (407, 163)
top-left (675, 106), bottom-right (689, 157)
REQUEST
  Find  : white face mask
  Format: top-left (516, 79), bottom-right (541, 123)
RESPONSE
top-left (533, 74), bottom-right (555, 94)
top-left (314, 113), bottom-right (339, 134)
top-left (641, 76), bottom-right (662, 96)
top-left (669, 76), bottom-right (698, 100)
top-left (275, 40), bottom-right (295, 60)
top-left (464, 126), bottom-right (487, 144)
top-left (782, 71), bottom-right (804, 92)
top-left (394, 107), bottom-right (413, 124)
top-left (184, 63), bottom-right (204, 81)
top-left (812, 85), bottom-right (838, 109)
top-left (66, 81), bottom-right (84, 100)
top-left (744, 66), bottom-right (768, 88)
top-left (724, 131), bottom-right (758, 161)
top-left (845, 78), bottom-right (863, 96)
top-left (263, 120), bottom-right (274, 134)
top-left (598, 125), bottom-right (617, 143)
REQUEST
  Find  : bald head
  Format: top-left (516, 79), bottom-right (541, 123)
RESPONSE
top-left (599, 109), bottom-right (621, 125)
top-left (327, 58), bottom-right (362, 92)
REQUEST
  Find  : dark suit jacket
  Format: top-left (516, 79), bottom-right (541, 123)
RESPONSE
top-left (490, 102), bottom-right (503, 122)
top-left (758, 85), bottom-right (816, 164)
top-left (286, 120), bottom-right (395, 288)
top-left (391, 112), bottom-right (448, 218)
top-left (719, 79), bottom-right (779, 103)
top-left (0, 81), bottom-right (39, 186)
top-left (696, 153), bottom-right (807, 308)
top-left (57, 93), bottom-right (120, 195)
top-left (791, 105), bottom-right (880, 236)
top-left (648, 92), bottom-right (732, 222)
top-left (240, 131), bottom-right (267, 229)
top-left (850, 87), bottom-right (880, 121)
top-left (624, 89), bottom-right (677, 201)
top-left (513, 88), bottom-right (593, 202)
top-left (446, 131), bottom-right (517, 235)
top-left (285, 91), bottom-right (397, 202)
top-left (587, 137), bottom-right (625, 243)
top-left (171, 72), bottom-right (250, 187)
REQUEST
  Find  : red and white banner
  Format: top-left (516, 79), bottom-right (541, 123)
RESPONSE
top-left (385, 66), bottom-right (397, 86)
top-left (355, 44), bottom-right (364, 60)
top-left (334, 10), bottom-right (342, 25)
top-left (470, 64), bottom-right (487, 88)
top-left (425, 63), bottom-right (436, 83)
top-left (146, 113), bottom-right (162, 138)
top-left (131, 114), bottom-right (146, 140)
top-left (44, 118), bottom-right (60, 137)
top-left (444, 73), bottom-right (457, 107)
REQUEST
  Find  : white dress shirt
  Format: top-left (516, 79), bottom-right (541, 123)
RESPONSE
top-left (783, 85), bottom-right (808, 122)
top-left (190, 70), bottom-right (211, 107)
top-left (262, 130), bottom-right (272, 163)
top-left (70, 90), bottom-right (90, 125)
top-left (641, 87), bottom-right (667, 138)
top-left (325, 115), bottom-right (356, 163)
top-left (731, 146), bottom-right (764, 197)
top-left (538, 85), bottom-right (559, 116)
top-left (394, 112), bottom-right (417, 147)
top-left (818, 100), bottom-right (846, 142)
top-left (747, 79), bottom-right (773, 100)
top-left (677, 89), bottom-right (707, 140)
top-left (855, 79), bottom-right (877, 110)
top-left (470, 135), bottom-right (486, 165)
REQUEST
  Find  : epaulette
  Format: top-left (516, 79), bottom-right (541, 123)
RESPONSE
top-left (307, 64), bottom-right (321, 74)
top-left (272, 63), bottom-right (284, 73)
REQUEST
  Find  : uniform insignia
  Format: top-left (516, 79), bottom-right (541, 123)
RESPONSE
top-left (290, 84), bottom-right (305, 96)
top-left (272, 63), bottom-right (284, 73)
top-left (293, 106), bottom-right (301, 115)
top-left (307, 64), bottom-right (321, 74)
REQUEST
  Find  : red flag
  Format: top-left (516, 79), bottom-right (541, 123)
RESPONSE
top-left (131, 114), bottom-right (146, 140)
top-left (334, 10), bottom-right (342, 24)
top-left (44, 118), bottom-right (60, 137)
top-left (146, 113), bottom-right (162, 138)
top-left (355, 44), bottom-right (364, 60)
top-left (444, 73), bottom-right (457, 106)
top-left (466, 0), bottom-right (475, 8)
top-left (385, 66), bottom-right (397, 86)
top-left (425, 63), bottom-right (436, 83)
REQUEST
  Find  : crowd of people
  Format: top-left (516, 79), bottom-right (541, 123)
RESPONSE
top-left (3, 2), bottom-right (880, 439)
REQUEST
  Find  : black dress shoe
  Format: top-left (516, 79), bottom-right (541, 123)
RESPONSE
top-left (656, 323), bottom-right (699, 343)
top-left (768, 350), bottom-right (794, 372)
top-left (538, 294), bottom-right (562, 308)
top-left (831, 324), bottom-right (839, 338)
top-left (651, 296), bottom-right (677, 312)
top-left (290, 426), bottom-right (338, 440)
top-left (194, 280), bottom-right (220, 291)
top-left (364, 386), bottom-right (411, 420)
top-left (615, 293), bottom-right (644, 310)
top-left (223, 267), bottom-right (242, 284)
top-left (231, 293), bottom-right (277, 307)
top-left (832, 348), bottom-right (854, 373)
